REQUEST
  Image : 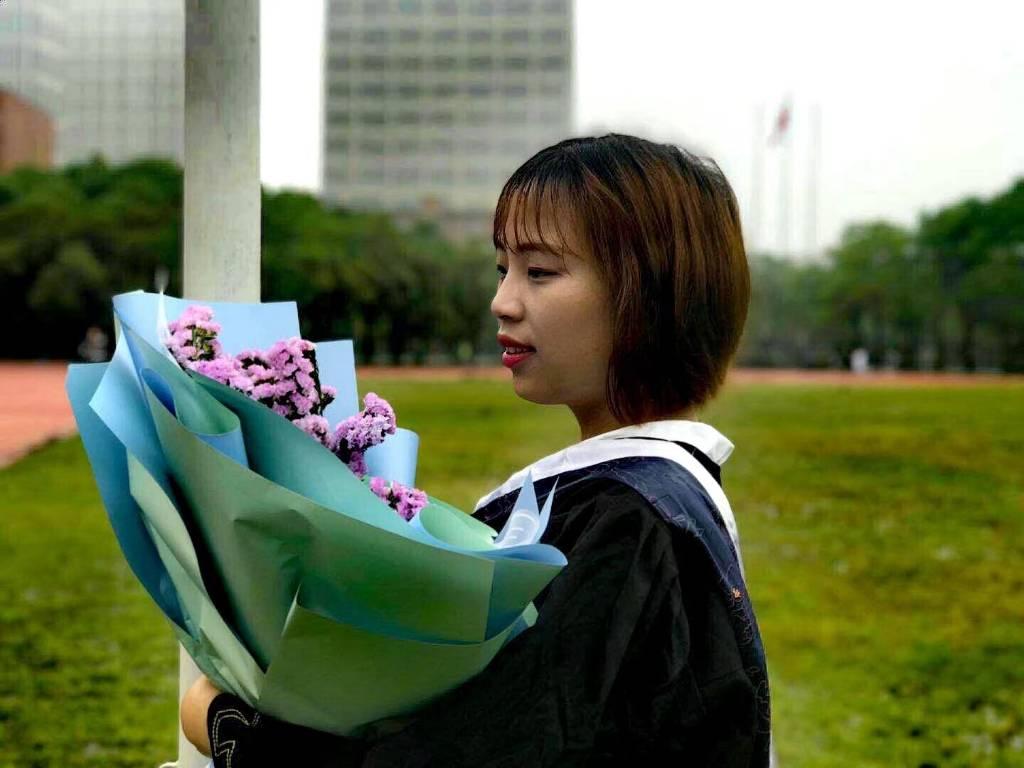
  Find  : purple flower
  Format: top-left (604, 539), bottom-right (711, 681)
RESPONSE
top-left (188, 357), bottom-right (254, 393)
top-left (166, 304), bottom-right (222, 365)
top-left (362, 392), bottom-right (396, 427)
top-left (293, 414), bottom-right (331, 446)
top-left (368, 476), bottom-right (428, 521)
top-left (346, 451), bottom-right (367, 478)
top-left (164, 306), bottom-right (387, 486)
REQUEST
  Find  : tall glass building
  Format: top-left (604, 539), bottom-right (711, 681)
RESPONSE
top-left (322, 0), bottom-right (573, 239)
top-left (57, 0), bottom-right (184, 166)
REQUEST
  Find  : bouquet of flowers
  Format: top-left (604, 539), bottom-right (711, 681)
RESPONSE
top-left (163, 304), bottom-right (426, 519)
top-left (66, 290), bottom-right (565, 736)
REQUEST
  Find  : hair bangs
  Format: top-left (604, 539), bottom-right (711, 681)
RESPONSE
top-left (492, 157), bottom-right (584, 262)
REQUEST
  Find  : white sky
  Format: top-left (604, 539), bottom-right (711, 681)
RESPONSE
top-left (260, 0), bottom-right (1024, 258)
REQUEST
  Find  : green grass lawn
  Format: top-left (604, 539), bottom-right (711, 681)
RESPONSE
top-left (1, 379), bottom-right (1022, 767)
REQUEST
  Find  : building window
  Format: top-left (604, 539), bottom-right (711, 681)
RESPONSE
top-left (502, 84), bottom-right (527, 97)
top-left (540, 55), bottom-right (565, 70)
top-left (432, 55), bottom-right (457, 70)
top-left (468, 55), bottom-right (494, 71)
top-left (327, 110), bottom-right (351, 125)
top-left (541, 28), bottom-right (565, 43)
top-left (397, 84), bottom-right (423, 98)
top-left (327, 83), bottom-right (351, 98)
top-left (398, 0), bottom-right (423, 12)
top-left (398, 28), bottom-right (422, 43)
top-left (467, 29), bottom-right (491, 43)
top-left (502, 29), bottom-right (529, 43)
top-left (360, 111), bottom-right (387, 125)
top-left (361, 55), bottom-right (390, 71)
top-left (428, 111), bottom-right (454, 126)
top-left (359, 139), bottom-right (386, 155)
top-left (398, 56), bottom-right (423, 71)
top-left (362, 28), bottom-right (388, 44)
top-left (329, 55), bottom-right (351, 70)
top-left (358, 82), bottom-right (387, 97)
top-left (504, 56), bottom-right (529, 70)
top-left (396, 111), bottom-right (422, 124)
top-left (467, 83), bottom-right (492, 97)
top-left (433, 83), bottom-right (457, 98)
top-left (433, 0), bottom-right (458, 14)
top-left (432, 28), bottom-right (458, 43)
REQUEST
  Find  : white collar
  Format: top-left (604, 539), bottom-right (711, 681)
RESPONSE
top-left (475, 419), bottom-right (733, 508)
top-left (474, 419), bottom-right (743, 565)
top-left (586, 420), bottom-right (734, 463)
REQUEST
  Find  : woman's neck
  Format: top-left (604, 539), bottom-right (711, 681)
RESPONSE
top-left (570, 401), bottom-right (624, 442)
top-left (570, 404), bottom-right (698, 442)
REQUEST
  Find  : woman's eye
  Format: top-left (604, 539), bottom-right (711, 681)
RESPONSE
top-left (494, 265), bottom-right (554, 282)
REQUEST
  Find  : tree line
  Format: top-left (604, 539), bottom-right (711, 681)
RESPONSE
top-left (0, 157), bottom-right (493, 364)
top-left (2, 156), bottom-right (1022, 370)
top-left (746, 179), bottom-right (1024, 371)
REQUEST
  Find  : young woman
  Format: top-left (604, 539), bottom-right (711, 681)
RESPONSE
top-left (182, 134), bottom-right (772, 767)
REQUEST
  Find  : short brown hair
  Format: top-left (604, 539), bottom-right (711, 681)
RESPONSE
top-left (493, 134), bottom-right (749, 424)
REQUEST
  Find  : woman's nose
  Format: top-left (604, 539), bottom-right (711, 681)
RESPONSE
top-left (490, 271), bottom-right (525, 322)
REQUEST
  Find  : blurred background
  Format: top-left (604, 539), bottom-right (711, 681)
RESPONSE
top-left (2, 0), bottom-right (1022, 370)
top-left (0, 1), bottom-right (1022, 767)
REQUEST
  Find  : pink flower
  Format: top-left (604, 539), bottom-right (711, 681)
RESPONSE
top-left (368, 476), bottom-right (428, 521)
top-left (164, 306), bottom-right (396, 488)
top-left (293, 414), bottom-right (331, 446)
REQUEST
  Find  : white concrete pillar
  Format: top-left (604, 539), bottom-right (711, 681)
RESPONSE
top-left (176, 3), bottom-right (260, 767)
top-left (183, 0), bottom-right (261, 302)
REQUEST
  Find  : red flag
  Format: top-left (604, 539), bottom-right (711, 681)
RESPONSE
top-left (768, 104), bottom-right (790, 145)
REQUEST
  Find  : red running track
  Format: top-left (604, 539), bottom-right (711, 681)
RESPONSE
top-left (1, 361), bottom-right (1021, 469)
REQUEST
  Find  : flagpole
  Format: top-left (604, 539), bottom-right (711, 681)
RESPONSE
top-left (805, 103), bottom-right (821, 259)
top-left (749, 104), bottom-right (764, 254)
top-left (777, 102), bottom-right (791, 257)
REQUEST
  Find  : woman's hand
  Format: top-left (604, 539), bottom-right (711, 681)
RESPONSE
top-left (181, 674), bottom-right (223, 757)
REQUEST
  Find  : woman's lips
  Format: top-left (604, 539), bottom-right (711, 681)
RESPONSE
top-left (502, 348), bottom-right (535, 369)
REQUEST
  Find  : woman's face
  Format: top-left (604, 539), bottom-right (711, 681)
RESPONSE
top-left (491, 203), bottom-right (615, 423)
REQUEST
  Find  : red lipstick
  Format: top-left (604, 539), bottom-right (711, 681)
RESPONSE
top-left (498, 333), bottom-right (536, 369)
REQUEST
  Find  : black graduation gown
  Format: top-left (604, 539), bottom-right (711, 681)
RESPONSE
top-left (205, 428), bottom-right (771, 767)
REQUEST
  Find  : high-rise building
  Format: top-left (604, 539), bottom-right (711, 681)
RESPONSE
top-left (0, 2), bottom-right (65, 119)
top-left (322, 0), bottom-right (573, 239)
top-left (57, 0), bottom-right (184, 166)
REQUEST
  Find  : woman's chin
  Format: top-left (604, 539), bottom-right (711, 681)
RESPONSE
top-left (511, 376), bottom-right (561, 406)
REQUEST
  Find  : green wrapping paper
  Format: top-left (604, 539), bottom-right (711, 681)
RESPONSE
top-left (69, 292), bottom-right (567, 736)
